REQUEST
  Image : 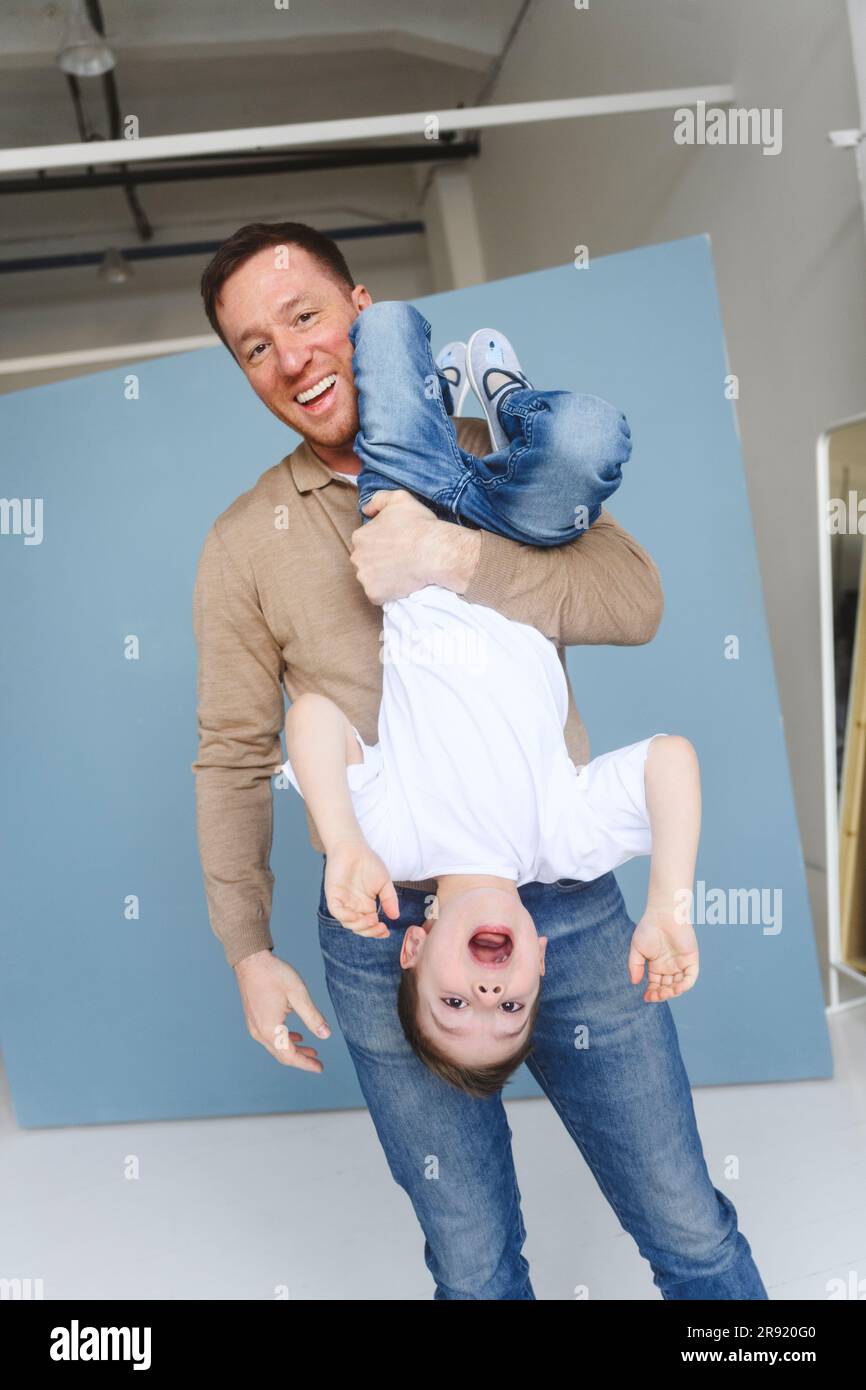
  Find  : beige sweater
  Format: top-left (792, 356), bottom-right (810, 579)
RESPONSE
top-left (191, 417), bottom-right (664, 968)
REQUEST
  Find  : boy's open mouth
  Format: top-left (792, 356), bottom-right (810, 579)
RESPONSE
top-left (469, 928), bottom-right (513, 966)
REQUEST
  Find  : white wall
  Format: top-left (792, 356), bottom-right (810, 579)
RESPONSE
top-left (0, 226), bottom-right (433, 394)
top-left (0, 160), bottom-right (435, 393)
top-left (460, 0), bottom-right (866, 1000)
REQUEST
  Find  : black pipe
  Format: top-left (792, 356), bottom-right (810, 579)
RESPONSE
top-left (85, 0), bottom-right (153, 241)
top-left (0, 219), bottom-right (426, 274)
top-left (1, 139), bottom-right (479, 195)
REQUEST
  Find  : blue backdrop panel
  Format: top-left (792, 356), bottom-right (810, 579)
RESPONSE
top-left (0, 234), bottom-right (830, 1127)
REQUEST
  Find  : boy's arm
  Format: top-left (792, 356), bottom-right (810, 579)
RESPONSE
top-left (280, 694), bottom-right (365, 852)
top-left (191, 522), bottom-right (286, 970)
top-left (282, 696), bottom-right (396, 937)
top-left (434, 416), bottom-right (664, 648)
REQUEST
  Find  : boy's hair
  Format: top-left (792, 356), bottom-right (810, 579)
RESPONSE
top-left (397, 965), bottom-right (542, 1099)
top-left (200, 220), bottom-right (357, 353)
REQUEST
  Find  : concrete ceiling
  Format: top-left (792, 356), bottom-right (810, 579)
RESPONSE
top-left (0, 0), bottom-right (526, 312)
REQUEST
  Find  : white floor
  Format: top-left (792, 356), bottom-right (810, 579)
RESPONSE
top-left (2, 1003), bottom-right (865, 1301)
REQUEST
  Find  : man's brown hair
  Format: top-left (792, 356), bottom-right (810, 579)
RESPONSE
top-left (397, 966), bottom-right (542, 1099)
top-left (200, 220), bottom-right (356, 353)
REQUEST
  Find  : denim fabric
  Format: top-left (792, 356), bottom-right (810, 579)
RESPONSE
top-left (331, 302), bottom-right (767, 1299)
top-left (318, 867), bottom-right (768, 1300)
top-left (347, 299), bottom-right (632, 545)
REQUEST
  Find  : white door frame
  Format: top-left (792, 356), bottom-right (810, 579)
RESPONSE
top-left (817, 415), bottom-right (866, 1012)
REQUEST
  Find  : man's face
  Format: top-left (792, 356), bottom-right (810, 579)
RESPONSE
top-left (213, 244), bottom-right (372, 451)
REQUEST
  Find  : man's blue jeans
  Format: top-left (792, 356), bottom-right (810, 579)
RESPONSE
top-left (348, 299), bottom-right (632, 544)
top-left (318, 871), bottom-right (767, 1299)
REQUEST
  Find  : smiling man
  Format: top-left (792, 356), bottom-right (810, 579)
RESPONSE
top-left (191, 220), bottom-right (767, 1301)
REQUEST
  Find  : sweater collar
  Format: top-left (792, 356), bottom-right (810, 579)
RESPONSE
top-left (288, 437), bottom-right (351, 493)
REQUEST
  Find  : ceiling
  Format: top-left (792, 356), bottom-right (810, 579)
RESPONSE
top-left (0, 0), bottom-right (527, 317)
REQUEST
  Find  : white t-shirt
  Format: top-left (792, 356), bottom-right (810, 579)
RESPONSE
top-left (279, 468), bottom-right (663, 884)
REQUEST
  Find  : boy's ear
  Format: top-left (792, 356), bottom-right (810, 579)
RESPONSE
top-left (400, 924), bottom-right (427, 967)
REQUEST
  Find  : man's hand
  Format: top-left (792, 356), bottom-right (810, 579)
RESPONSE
top-left (324, 835), bottom-right (400, 938)
top-left (234, 950), bottom-right (331, 1072)
top-left (349, 489), bottom-right (481, 605)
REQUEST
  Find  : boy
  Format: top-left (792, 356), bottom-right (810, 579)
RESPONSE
top-left (276, 301), bottom-right (700, 1086)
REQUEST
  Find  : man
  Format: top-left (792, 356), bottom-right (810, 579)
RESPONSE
top-left (191, 221), bottom-right (767, 1300)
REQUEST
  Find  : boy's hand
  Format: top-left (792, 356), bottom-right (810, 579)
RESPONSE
top-left (627, 903), bottom-right (700, 1003)
top-left (324, 835), bottom-right (400, 938)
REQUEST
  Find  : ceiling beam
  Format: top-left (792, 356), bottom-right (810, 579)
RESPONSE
top-left (0, 86), bottom-right (736, 175)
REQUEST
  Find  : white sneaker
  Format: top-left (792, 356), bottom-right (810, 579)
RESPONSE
top-left (434, 340), bottom-right (470, 416)
top-left (465, 327), bottom-right (533, 452)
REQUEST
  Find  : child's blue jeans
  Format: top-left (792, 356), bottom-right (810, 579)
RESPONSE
top-left (347, 300), bottom-right (632, 545)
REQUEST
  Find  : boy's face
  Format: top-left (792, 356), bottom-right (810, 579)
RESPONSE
top-left (213, 244), bottom-right (372, 452)
top-left (400, 887), bottom-right (548, 1068)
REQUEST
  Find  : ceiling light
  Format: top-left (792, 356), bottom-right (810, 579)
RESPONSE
top-left (57, 0), bottom-right (115, 77)
top-left (97, 248), bottom-right (133, 285)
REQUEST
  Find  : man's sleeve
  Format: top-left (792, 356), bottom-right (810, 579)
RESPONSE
top-left (459, 508), bottom-right (664, 647)
top-left (191, 521), bottom-right (286, 969)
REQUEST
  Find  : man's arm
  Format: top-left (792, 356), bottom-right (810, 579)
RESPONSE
top-left (430, 413), bottom-right (663, 647)
top-left (355, 489), bottom-right (663, 648)
top-left (191, 521), bottom-right (286, 969)
top-left (449, 507), bottom-right (664, 647)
